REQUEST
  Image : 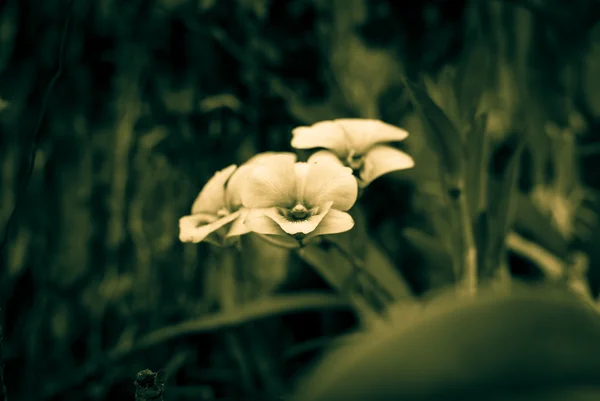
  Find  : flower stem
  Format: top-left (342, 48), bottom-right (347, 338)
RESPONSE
top-left (324, 240), bottom-right (394, 316)
top-left (218, 247), bottom-right (257, 395)
top-left (458, 193), bottom-right (478, 296)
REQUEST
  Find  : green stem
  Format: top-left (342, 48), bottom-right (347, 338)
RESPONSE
top-left (253, 232), bottom-right (392, 318)
top-left (324, 239), bottom-right (394, 316)
top-left (457, 192), bottom-right (478, 296)
top-left (218, 247), bottom-right (257, 395)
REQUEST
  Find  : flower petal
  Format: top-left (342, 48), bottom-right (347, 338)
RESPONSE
top-left (302, 161), bottom-right (358, 211)
top-left (246, 151), bottom-right (298, 165)
top-left (291, 121), bottom-right (348, 156)
top-left (241, 158), bottom-right (297, 208)
top-left (225, 164), bottom-right (255, 211)
top-left (179, 211), bottom-right (240, 243)
top-left (294, 162), bottom-right (311, 203)
top-left (255, 233), bottom-right (302, 249)
top-left (244, 208), bottom-right (288, 236)
top-left (264, 202), bottom-right (333, 236)
top-left (307, 150), bottom-right (345, 167)
top-left (305, 209), bottom-right (355, 239)
top-left (360, 145), bottom-right (415, 185)
top-left (226, 208), bottom-right (251, 238)
top-left (191, 164), bottom-right (237, 214)
top-left (334, 119), bottom-right (409, 154)
top-left (226, 153), bottom-right (298, 211)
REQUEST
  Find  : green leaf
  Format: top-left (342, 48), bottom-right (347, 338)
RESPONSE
top-left (240, 234), bottom-right (291, 299)
top-left (329, 206), bottom-right (412, 300)
top-left (402, 228), bottom-right (455, 289)
top-left (328, 205), bottom-right (370, 262)
top-left (455, 41), bottom-right (494, 124)
top-left (401, 75), bottom-right (465, 185)
top-left (506, 232), bottom-right (564, 280)
top-left (115, 293), bottom-right (352, 357)
top-left (472, 211), bottom-right (491, 278)
top-left (296, 245), bottom-right (381, 327)
top-left (294, 286), bottom-right (600, 401)
top-left (514, 193), bottom-right (570, 260)
top-left (485, 135), bottom-right (525, 273)
top-left (465, 113), bottom-right (489, 218)
top-left (402, 228), bottom-right (450, 270)
top-left (364, 239), bottom-right (413, 300)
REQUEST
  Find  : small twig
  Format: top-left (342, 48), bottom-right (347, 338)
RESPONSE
top-left (134, 369), bottom-right (166, 401)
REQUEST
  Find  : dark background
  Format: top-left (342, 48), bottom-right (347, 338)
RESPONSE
top-left (1, 0), bottom-right (600, 400)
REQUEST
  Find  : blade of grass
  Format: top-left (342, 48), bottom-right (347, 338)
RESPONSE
top-left (484, 135), bottom-right (525, 278)
top-left (401, 75), bottom-right (465, 184)
top-left (401, 74), bottom-right (477, 295)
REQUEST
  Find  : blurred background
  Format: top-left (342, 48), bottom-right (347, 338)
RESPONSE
top-left (1, 0), bottom-right (600, 399)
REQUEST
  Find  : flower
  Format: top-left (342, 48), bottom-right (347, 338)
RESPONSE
top-left (241, 156), bottom-right (358, 244)
top-left (178, 152), bottom-right (296, 246)
top-left (291, 119), bottom-right (415, 186)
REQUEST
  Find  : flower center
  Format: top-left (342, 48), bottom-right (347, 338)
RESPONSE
top-left (346, 150), bottom-right (364, 171)
top-left (289, 204), bottom-right (310, 220)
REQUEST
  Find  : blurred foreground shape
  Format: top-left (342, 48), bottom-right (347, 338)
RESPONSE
top-left (294, 285), bottom-right (600, 401)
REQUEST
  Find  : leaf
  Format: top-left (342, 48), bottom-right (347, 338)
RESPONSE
top-left (293, 285), bottom-right (600, 401)
top-left (297, 245), bottom-right (381, 327)
top-left (423, 68), bottom-right (461, 128)
top-left (363, 239), bottom-right (413, 300)
top-left (514, 193), bottom-right (570, 260)
top-left (402, 228), bottom-right (450, 269)
top-left (328, 205), bottom-right (370, 262)
top-left (454, 40), bottom-right (494, 125)
top-left (485, 135), bottom-right (525, 273)
top-left (329, 206), bottom-right (413, 300)
top-left (240, 233), bottom-right (291, 299)
top-left (465, 113), bottom-right (489, 218)
top-left (401, 75), bottom-right (465, 185)
top-left (121, 294), bottom-right (351, 356)
top-left (506, 232), bottom-right (564, 280)
top-left (402, 228), bottom-right (454, 289)
top-left (472, 211), bottom-right (491, 278)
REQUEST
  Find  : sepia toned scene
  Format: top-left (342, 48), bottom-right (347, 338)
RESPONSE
top-left (1, 0), bottom-right (600, 400)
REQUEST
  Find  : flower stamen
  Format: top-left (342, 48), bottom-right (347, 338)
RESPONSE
top-left (289, 204), bottom-right (310, 220)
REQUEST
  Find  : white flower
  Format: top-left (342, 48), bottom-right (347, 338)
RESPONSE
top-left (291, 119), bottom-right (415, 186)
top-left (241, 156), bottom-right (358, 244)
top-left (178, 152), bottom-right (296, 246)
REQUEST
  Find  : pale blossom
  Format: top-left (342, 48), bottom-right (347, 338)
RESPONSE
top-left (241, 156), bottom-right (358, 244)
top-left (178, 152), bottom-right (296, 246)
top-left (291, 119), bottom-right (415, 186)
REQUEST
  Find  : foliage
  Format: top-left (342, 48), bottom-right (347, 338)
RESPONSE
top-left (1, 0), bottom-right (600, 400)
